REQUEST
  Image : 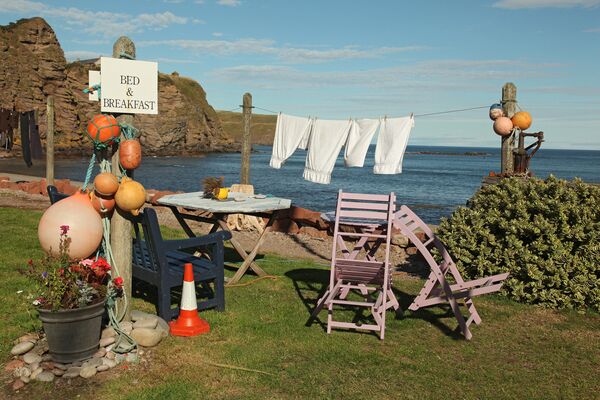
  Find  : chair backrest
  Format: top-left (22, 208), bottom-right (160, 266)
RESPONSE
top-left (331, 190), bottom-right (396, 270)
top-left (393, 205), bottom-right (454, 269)
top-left (47, 185), bottom-right (69, 204)
top-left (132, 208), bottom-right (165, 274)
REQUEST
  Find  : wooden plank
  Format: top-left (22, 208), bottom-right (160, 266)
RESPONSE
top-left (240, 92), bottom-right (252, 184)
top-left (340, 201), bottom-right (389, 211)
top-left (45, 96), bottom-right (54, 185)
top-left (338, 210), bottom-right (388, 220)
top-left (340, 192), bottom-right (390, 201)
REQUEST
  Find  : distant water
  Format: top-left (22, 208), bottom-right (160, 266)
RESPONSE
top-left (16, 145), bottom-right (600, 223)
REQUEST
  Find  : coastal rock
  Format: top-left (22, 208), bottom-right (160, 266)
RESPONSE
top-left (15, 334), bottom-right (39, 344)
top-left (79, 366), bottom-right (97, 379)
top-left (131, 310), bottom-right (156, 322)
top-left (130, 328), bottom-right (162, 347)
top-left (30, 366), bottom-right (43, 380)
top-left (0, 17), bottom-right (236, 156)
top-left (13, 366), bottom-right (30, 379)
top-left (391, 234), bottom-right (409, 247)
top-left (133, 318), bottom-right (158, 330)
top-left (63, 367), bottom-right (81, 379)
top-left (23, 352), bottom-right (42, 364)
top-left (35, 371), bottom-right (55, 382)
top-left (51, 368), bottom-right (65, 376)
top-left (120, 321), bottom-right (133, 334)
top-left (82, 357), bottom-right (103, 369)
top-left (96, 365), bottom-right (109, 372)
top-left (10, 341), bottom-right (34, 355)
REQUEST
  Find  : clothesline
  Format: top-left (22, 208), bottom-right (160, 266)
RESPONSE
top-left (225, 104), bottom-right (505, 119)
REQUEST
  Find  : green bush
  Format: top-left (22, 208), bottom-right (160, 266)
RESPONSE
top-left (436, 176), bottom-right (600, 311)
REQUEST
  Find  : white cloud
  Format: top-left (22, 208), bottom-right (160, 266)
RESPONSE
top-left (163, 0), bottom-right (184, 3)
top-left (0, 1), bottom-right (188, 37)
top-left (139, 38), bottom-right (426, 63)
top-left (195, 0), bottom-right (205, 3)
top-left (217, 0), bottom-right (241, 6)
top-left (192, 18), bottom-right (206, 24)
top-left (212, 32), bottom-right (223, 37)
top-left (584, 27), bottom-right (600, 32)
top-left (493, 0), bottom-right (600, 9)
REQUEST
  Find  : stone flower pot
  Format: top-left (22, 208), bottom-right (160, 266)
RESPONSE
top-left (37, 300), bottom-right (106, 363)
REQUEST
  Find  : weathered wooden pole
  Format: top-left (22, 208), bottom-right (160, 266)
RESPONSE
top-left (46, 96), bottom-right (54, 185)
top-left (110, 36), bottom-right (136, 321)
top-left (501, 82), bottom-right (517, 175)
top-left (240, 92), bottom-right (252, 184)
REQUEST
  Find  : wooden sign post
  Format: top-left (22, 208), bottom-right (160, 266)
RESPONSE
top-left (501, 82), bottom-right (517, 175)
top-left (110, 36), bottom-right (137, 321)
top-left (240, 92), bottom-right (252, 185)
top-left (45, 95), bottom-right (54, 185)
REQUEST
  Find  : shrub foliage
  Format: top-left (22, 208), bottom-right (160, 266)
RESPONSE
top-left (437, 176), bottom-right (600, 311)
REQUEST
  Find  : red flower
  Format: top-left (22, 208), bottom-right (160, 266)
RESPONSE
top-left (60, 225), bottom-right (70, 235)
top-left (113, 276), bottom-right (124, 288)
top-left (58, 268), bottom-right (64, 276)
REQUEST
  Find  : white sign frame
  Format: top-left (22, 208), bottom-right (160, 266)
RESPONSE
top-left (100, 57), bottom-right (158, 115)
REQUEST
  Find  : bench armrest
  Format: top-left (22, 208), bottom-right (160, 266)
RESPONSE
top-left (160, 231), bottom-right (232, 252)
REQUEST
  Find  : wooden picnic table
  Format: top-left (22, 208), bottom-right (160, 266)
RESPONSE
top-left (157, 191), bottom-right (292, 285)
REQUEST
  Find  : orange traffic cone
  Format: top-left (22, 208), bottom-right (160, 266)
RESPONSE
top-left (169, 263), bottom-right (210, 336)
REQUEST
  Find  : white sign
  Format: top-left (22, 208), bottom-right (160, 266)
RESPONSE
top-left (100, 57), bottom-right (158, 115)
top-left (88, 70), bottom-right (100, 101)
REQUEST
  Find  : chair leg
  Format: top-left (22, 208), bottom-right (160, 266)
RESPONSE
top-left (215, 274), bottom-right (225, 312)
top-left (464, 297), bottom-right (482, 325)
top-left (159, 287), bottom-right (172, 321)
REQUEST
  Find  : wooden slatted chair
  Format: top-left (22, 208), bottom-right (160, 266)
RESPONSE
top-left (310, 190), bottom-right (399, 340)
top-left (393, 205), bottom-right (509, 340)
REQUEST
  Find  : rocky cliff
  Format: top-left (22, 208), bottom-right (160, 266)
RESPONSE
top-left (0, 17), bottom-right (235, 156)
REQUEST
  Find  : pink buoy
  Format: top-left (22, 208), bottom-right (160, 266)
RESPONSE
top-left (38, 191), bottom-right (103, 259)
top-left (493, 116), bottom-right (514, 136)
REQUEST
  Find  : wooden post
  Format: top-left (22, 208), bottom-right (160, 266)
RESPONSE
top-left (240, 92), bottom-right (252, 185)
top-left (110, 36), bottom-right (136, 321)
top-left (501, 82), bottom-right (517, 175)
top-left (46, 96), bottom-right (54, 185)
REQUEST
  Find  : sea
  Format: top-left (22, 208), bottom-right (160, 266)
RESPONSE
top-left (4, 145), bottom-right (600, 224)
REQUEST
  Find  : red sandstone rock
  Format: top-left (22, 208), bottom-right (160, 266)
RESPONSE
top-left (4, 359), bottom-right (24, 372)
top-left (12, 379), bottom-right (25, 391)
top-left (406, 247), bottom-right (418, 255)
top-left (0, 175), bottom-right (10, 182)
top-left (271, 218), bottom-right (299, 234)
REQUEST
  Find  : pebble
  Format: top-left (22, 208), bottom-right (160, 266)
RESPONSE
top-left (15, 334), bottom-right (38, 344)
top-left (133, 318), bottom-right (158, 329)
top-left (21, 375), bottom-right (30, 383)
top-left (105, 351), bottom-right (116, 360)
top-left (10, 341), bottom-right (34, 356)
top-left (99, 336), bottom-right (116, 347)
top-left (101, 326), bottom-right (116, 339)
top-left (41, 361), bottom-right (55, 370)
top-left (120, 321), bottom-right (133, 334)
top-left (126, 353), bottom-right (138, 363)
top-left (130, 328), bottom-right (162, 347)
top-left (41, 353), bottom-right (53, 362)
top-left (52, 368), bottom-right (65, 376)
top-left (155, 317), bottom-right (170, 338)
top-left (102, 358), bottom-right (117, 369)
top-left (79, 366), bottom-right (97, 379)
top-left (30, 367), bottom-right (43, 380)
top-left (29, 362), bottom-right (40, 372)
top-left (82, 357), bottom-right (103, 369)
top-left (35, 371), bottom-right (55, 382)
top-left (96, 365), bottom-right (109, 372)
top-left (131, 310), bottom-right (156, 321)
top-left (94, 348), bottom-right (107, 358)
top-left (4, 359), bottom-right (25, 372)
top-left (12, 379), bottom-right (25, 391)
top-left (53, 362), bottom-right (68, 371)
top-left (13, 367), bottom-right (30, 379)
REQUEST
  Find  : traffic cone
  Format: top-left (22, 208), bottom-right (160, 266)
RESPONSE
top-left (169, 263), bottom-right (210, 336)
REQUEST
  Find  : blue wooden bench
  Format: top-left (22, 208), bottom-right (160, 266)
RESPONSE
top-left (47, 185), bottom-right (230, 321)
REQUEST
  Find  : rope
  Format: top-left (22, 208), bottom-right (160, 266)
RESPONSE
top-left (83, 84), bottom-right (101, 100)
top-left (226, 275), bottom-right (278, 288)
top-left (252, 106), bottom-right (279, 114)
top-left (82, 152), bottom-right (96, 191)
top-left (119, 123), bottom-right (138, 140)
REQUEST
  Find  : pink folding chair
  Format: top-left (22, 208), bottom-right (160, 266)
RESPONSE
top-left (394, 205), bottom-right (509, 340)
top-left (310, 190), bottom-right (399, 340)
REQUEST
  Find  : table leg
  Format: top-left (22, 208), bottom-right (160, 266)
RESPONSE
top-left (226, 212), bottom-right (276, 285)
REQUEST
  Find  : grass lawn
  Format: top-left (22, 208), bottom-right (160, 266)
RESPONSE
top-left (1, 207), bottom-right (599, 399)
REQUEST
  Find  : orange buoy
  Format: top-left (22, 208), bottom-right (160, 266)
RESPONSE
top-left (114, 177), bottom-right (146, 216)
top-left (119, 139), bottom-right (142, 170)
top-left (38, 191), bottom-right (103, 259)
top-left (90, 191), bottom-right (116, 215)
top-left (511, 111), bottom-right (532, 130)
top-left (493, 116), bottom-right (513, 136)
top-left (87, 114), bottom-right (120, 144)
top-left (93, 172), bottom-right (119, 197)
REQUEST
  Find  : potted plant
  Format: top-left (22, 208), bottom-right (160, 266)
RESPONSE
top-left (27, 225), bottom-right (123, 363)
top-left (202, 176), bottom-right (228, 200)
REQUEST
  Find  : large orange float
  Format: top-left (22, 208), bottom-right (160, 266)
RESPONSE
top-left (511, 111), bottom-right (532, 130)
top-left (87, 114), bottom-right (120, 144)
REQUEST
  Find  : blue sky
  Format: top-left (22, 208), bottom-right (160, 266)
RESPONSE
top-left (1, 0), bottom-right (599, 149)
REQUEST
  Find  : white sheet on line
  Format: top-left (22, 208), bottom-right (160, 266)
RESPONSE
top-left (344, 118), bottom-right (380, 167)
top-left (270, 113), bottom-right (313, 169)
top-left (373, 115), bottom-right (414, 174)
top-left (303, 119), bottom-right (352, 184)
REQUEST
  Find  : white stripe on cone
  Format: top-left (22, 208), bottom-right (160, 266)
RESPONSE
top-left (181, 280), bottom-right (197, 311)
